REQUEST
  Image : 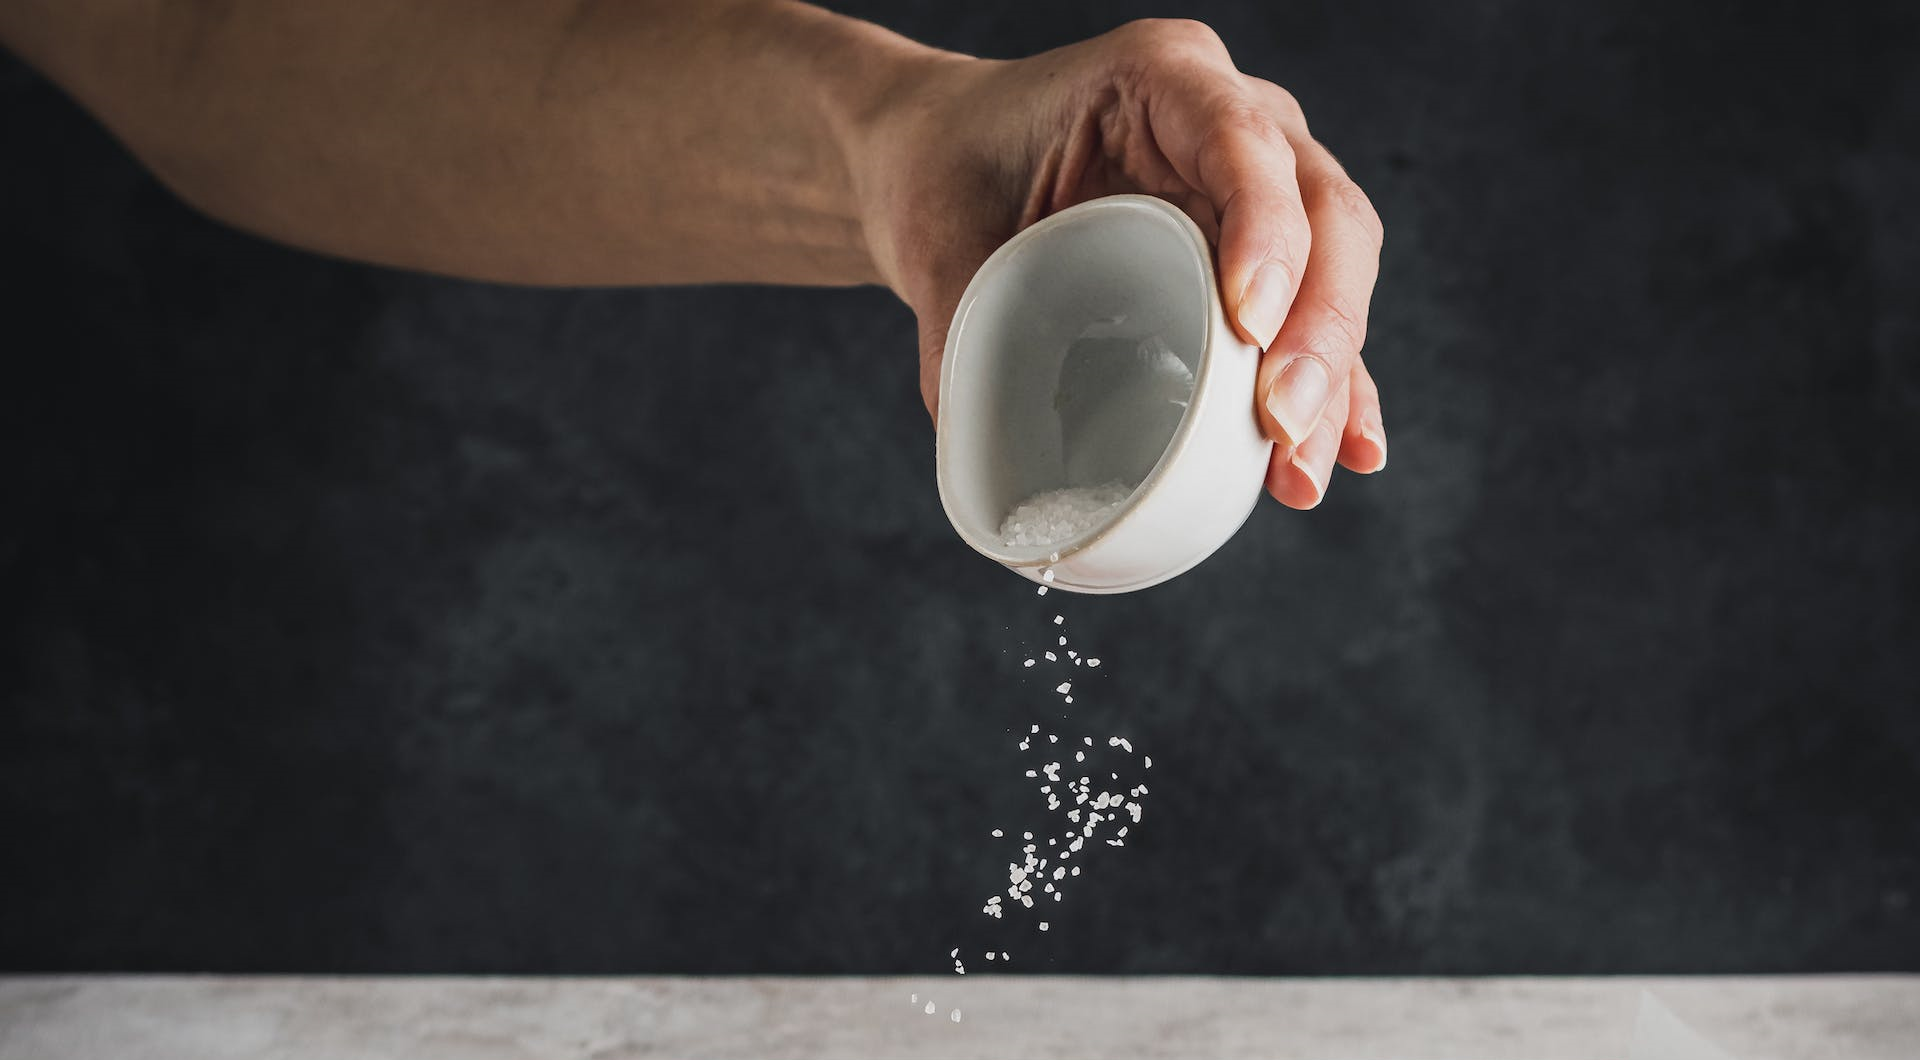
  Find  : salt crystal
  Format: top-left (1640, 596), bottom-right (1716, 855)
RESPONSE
top-left (1075, 751), bottom-right (1085, 762)
top-left (1053, 615), bottom-right (1064, 625)
top-left (950, 948), bottom-right (958, 958)
top-left (1044, 652), bottom-right (1057, 661)
top-left (998, 482), bottom-right (1133, 548)
top-left (951, 1009), bottom-right (962, 1023)
top-left (986, 952), bottom-right (995, 961)
top-left (992, 829), bottom-right (1003, 837)
top-left (1056, 682), bottom-right (1072, 695)
top-left (1058, 636), bottom-right (1067, 645)
top-left (1023, 659), bottom-right (1035, 668)
top-left (1031, 725), bottom-right (1040, 733)
top-left (1023, 831), bottom-right (1033, 840)
top-left (1144, 756), bottom-right (1152, 768)
top-left (1037, 585), bottom-right (1049, 595)
top-left (1042, 569), bottom-right (1055, 582)
top-left (1118, 738), bottom-right (1132, 753)
top-left (925, 1001), bottom-right (936, 1015)
top-left (1087, 659), bottom-right (1101, 668)
top-left (912, 993), bottom-right (918, 1004)
top-left (1039, 922), bottom-right (1049, 932)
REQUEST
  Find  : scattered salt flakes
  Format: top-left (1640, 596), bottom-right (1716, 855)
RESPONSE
top-left (1127, 802), bottom-right (1142, 823)
top-left (1042, 568), bottom-right (1055, 582)
top-left (1044, 651), bottom-right (1057, 661)
top-left (1058, 636), bottom-right (1067, 646)
top-left (1048, 734), bottom-right (1058, 743)
top-left (1084, 737), bottom-right (1093, 745)
top-left (1053, 867), bottom-right (1065, 880)
top-left (912, 993), bottom-right (918, 1004)
top-left (925, 1001), bottom-right (936, 1015)
top-left (1075, 751), bottom-right (1085, 762)
top-left (1025, 769), bottom-right (1037, 778)
top-left (991, 829), bottom-right (1003, 837)
top-left (1065, 696), bottom-right (1073, 704)
top-left (1074, 657), bottom-right (1082, 666)
top-left (1118, 738), bottom-right (1132, 753)
top-left (1018, 739), bottom-right (1030, 750)
top-left (951, 1009), bottom-right (962, 1023)
top-left (1069, 837), bottom-right (1084, 852)
top-left (1068, 650), bottom-right (1078, 659)
top-left (1023, 832), bottom-right (1032, 840)
top-left (1108, 838), bottom-right (1125, 846)
top-left (1053, 615), bottom-right (1064, 625)
top-left (1087, 659), bottom-right (1101, 668)
top-left (1071, 866), bottom-right (1080, 876)
top-left (1056, 682), bottom-right (1072, 695)
top-left (1044, 883), bottom-right (1054, 893)
top-left (1144, 756), bottom-right (1152, 768)
top-left (1039, 922), bottom-right (1049, 932)
top-left (1117, 826), bottom-right (1129, 837)
top-left (1023, 659), bottom-right (1035, 668)
top-left (1002, 951), bottom-right (1009, 960)
top-left (1037, 585), bottom-right (1049, 595)
top-left (1031, 725), bottom-right (1040, 733)
top-left (1107, 737), bottom-right (1121, 747)
top-left (986, 952), bottom-right (995, 961)
top-left (950, 948), bottom-right (958, 958)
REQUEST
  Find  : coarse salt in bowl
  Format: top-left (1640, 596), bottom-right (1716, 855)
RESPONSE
top-left (936, 194), bottom-right (1274, 594)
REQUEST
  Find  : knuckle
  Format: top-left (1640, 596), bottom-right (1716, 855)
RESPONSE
top-left (1308, 295), bottom-right (1369, 356)
top-left (1249, 78), bottom-right (1307, 127)
top-left (1119, 17), bottom-right (1227, 61)
top-left (1323, 177), bottom-right (1384, 247)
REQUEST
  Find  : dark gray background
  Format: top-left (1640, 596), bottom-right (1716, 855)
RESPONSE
top-left (3, 0), bottom-right (1917, 974)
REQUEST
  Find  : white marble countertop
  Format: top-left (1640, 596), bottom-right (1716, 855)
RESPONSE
top-left (1, 975), bottom-right (1914, 1059)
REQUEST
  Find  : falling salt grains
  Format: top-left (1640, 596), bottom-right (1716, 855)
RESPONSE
top-left (1039, 922), bottom-right (1049, 932)
top-left (1053, 615), bottom-right (1064, 625)
top-left (925, 1001), bottom-right (936, 1015)
top-left (1044, 651), bottom-right (1057, 662)
top-left (1087, 659), bottom-right (1101, 668)
top-left (991, 829), bottom-right (1003, 837)
top-left (951, 1009), bottom-right (962, 1023)
top-left (1023, 659), bottom-right (1035, 668)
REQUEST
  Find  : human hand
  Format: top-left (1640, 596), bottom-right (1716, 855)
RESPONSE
top-left (854, 19), bottom-right (1387, 509)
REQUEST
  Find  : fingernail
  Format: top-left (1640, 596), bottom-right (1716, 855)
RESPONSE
top-left (1358, 410), bottom-right (1388, 470)
top-left (1236, 262), bottom-right (1292, 349)
top-left (1264, 356), bottom-right (1332, 446)
top-left (1287, 450), bottom-right (1326, 508)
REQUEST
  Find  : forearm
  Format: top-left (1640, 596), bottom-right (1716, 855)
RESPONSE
top-left (1, 0), bottom-right (943, 286)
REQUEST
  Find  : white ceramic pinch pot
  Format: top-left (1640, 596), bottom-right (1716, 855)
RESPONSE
top-left (936, 193), bottom-right (1274, 594)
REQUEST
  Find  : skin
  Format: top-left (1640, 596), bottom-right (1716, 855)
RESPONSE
top-left (1, 1), bottom-right (1386, 508)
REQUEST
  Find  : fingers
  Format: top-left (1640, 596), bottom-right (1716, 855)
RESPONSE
top-left (1253, 138), bottom-right (1383, 452)
top-left (1337, 361), bottom-right (1387, 474)
top-left (1266, 372), bottom-right (1349, 509)
top-left (1136, 54), bottom-right (1313, 351)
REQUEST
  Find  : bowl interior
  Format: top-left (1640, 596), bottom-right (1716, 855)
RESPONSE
top-left (942, 198), bottom-right (1209, 564)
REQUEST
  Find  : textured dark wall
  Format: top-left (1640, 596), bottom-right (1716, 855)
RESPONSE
top-left (3, 0), bottom-right (1917, 974)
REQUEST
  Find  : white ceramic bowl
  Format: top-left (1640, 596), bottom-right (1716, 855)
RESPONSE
top-left (936, 193), bottom-right (1273, 594)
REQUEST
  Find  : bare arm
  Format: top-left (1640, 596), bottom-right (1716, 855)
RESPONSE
top-left (0, 0), bottom-right (928, 286)
top-left (2, 4), bottom-right (1390, 507)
